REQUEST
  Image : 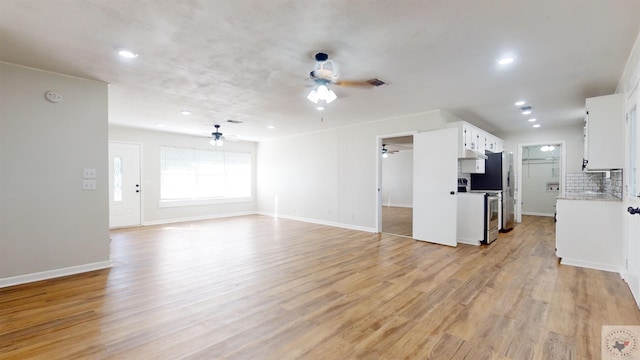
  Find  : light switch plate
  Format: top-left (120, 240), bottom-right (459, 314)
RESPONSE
top-left (83, 168), bottom-right (96, 179)
top-left (83, 179), bottom-right (96, 191)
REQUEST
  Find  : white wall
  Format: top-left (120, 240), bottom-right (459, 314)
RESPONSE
top-left (500, 124), bottom-right (582, 220)
top-left (381, 151), bottom-right (413, 207)
top-left (109, 125), bottom-right (257, 225)
top-left (500, 124), bottom-right (584, 174)
top-left (257, 110), bottom-right (454, 230)
top-left (0, 62), bottom-right (110, 285)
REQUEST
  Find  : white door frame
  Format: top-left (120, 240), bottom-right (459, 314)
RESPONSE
top-left (109, 141), bottom-right (143, 228)
top-left (376, 131), bottom-right (417, 233)
top-left (516, 141), bottom-right (566, 223)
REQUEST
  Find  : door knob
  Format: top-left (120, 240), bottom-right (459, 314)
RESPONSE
top-left (628, 207), bottom-right (640, 215)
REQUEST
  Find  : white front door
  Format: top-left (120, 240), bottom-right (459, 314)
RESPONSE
top-left (109, 142), bottom-right (141, 228)
top-left (413, 128), bottom-right (458, 247)
top-left (625, 85), bottom-right (640, 305)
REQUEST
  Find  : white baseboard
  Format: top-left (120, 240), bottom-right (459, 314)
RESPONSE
top-left (457, 238), bottom-right (481, 246)
top-left (0, 260), bottom-right (112, 288)
top-left (522, 211), bottom-right (555, 217)
top-left (560, 257), bottom-right (622, 274)
top-left (141, 211), bottom-right (256, 226)
top-left (256, 211), bottom-right (377, 233)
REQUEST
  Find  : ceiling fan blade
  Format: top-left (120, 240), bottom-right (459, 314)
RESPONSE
top-left (334, 80), bottom-right (375, 88)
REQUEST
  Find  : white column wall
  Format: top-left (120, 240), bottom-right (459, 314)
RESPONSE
top-left (0, 62), bottom-right (110, 284)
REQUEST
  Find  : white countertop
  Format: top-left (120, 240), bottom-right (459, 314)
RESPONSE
top-left (557, 192), bottom-right (621, 201)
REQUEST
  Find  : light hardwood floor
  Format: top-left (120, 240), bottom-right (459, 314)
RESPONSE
top-left (381, 206), bottom-right (412, 237)
top-left (1, 215), bottom-right (639, 359)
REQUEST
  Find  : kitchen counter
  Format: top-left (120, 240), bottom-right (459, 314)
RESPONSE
top-left (555, 198), bottom-right (623, 272)
top-left (556, 192), bottom-right (621, 201)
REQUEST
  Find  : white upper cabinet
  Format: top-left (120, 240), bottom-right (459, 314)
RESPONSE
top-left (446, 121), bottom-right (503, 174)
top-left (583, 93), bottom-right (624, 170)
top-left (446, 121), bottom-right (502, 158)
top-left (484, 133), bottom-right (503, 153)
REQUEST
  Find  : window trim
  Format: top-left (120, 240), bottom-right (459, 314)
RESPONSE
top-left (158, 196), bottom-right (252, 208)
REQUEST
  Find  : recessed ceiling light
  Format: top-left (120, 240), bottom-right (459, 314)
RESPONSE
top-left (156, 123), bottom-right (165, 127)
top-left (522, 110), bottom-right (532, 115)
top-left (267, 125), bottom-right (275, 129)
top-left (118, 49), bottom-right (138, 58)
top-left (316, 106), bottom-right (325, 111)
top-left (528, 118), bottom-right (537, 122)
top-left (515, 101), bottom-right (526, 106)
top-left (533, 124), bottom-right (541, 128)
top-left (498, 57), bottom-right (515, 65)
top-left (180, 110), bottom-right (191, 115)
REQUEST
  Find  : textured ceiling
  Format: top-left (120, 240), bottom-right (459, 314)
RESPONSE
top-left (1, 1), bottom-right (639, 142)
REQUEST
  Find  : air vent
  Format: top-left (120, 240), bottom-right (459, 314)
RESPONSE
top-left (367, 78), bottom-right (387, 86)
top-left (520, 105), bottom-right (532, 111)
top-left (226, 119), bottom-right (243, 124)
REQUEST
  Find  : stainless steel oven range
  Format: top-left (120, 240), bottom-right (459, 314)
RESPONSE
top-left (485, 194), bottom-right (499, 244)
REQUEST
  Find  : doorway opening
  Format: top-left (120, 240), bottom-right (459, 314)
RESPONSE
top-left (377, 134), bottom-right (414, 237)
top-left (516, 141), bottom-right (566, 222)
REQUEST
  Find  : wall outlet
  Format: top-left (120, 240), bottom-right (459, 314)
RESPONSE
top-left (83, 179), bottom-right (96, 191)
top-left (83, 168), bottom-right (96, 179)
top-left (546, 182), bottom-right (560, 192)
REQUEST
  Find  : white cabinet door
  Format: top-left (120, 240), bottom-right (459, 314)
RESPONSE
top-left (585, 94), bottom-right (624, 170)
top-left (413, 128), bottom-right (458, 246)
top-left (463, 124), bottom-right (474, 152)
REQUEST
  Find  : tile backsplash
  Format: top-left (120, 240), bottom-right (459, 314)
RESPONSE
top-left (565, 170), bottom-right (623, 198)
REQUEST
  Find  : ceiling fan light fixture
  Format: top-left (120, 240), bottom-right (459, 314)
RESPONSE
top-left (317, 85), bottom-right (329, 98)
top-left (307, 85), bottom-right (337, 105)
top-left (381, 144), bottom-right (389, 158)
top-left (307, 89), bottom-right (319, 104)
top-left (325, 88), bottom-right (337, 103)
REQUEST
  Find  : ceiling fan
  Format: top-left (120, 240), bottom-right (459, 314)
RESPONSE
top-left (306, 52), bottom-right (384, 109)
top-left (381, 144), bottom-right (399, 158)
top-left (210, 124), bottom-right (225, 146)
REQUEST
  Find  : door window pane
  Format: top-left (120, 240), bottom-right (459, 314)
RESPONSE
top-left (113, 157), bottom-right (123, 202)
top-left (630, 105), bottom-right (638, 197)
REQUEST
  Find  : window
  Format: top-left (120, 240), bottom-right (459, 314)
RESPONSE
top-left (160, 147), bottom-right (251, 204)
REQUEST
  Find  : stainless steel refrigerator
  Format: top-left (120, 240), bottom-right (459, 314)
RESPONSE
top-left (470, 151), bottom-right (515, 231)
